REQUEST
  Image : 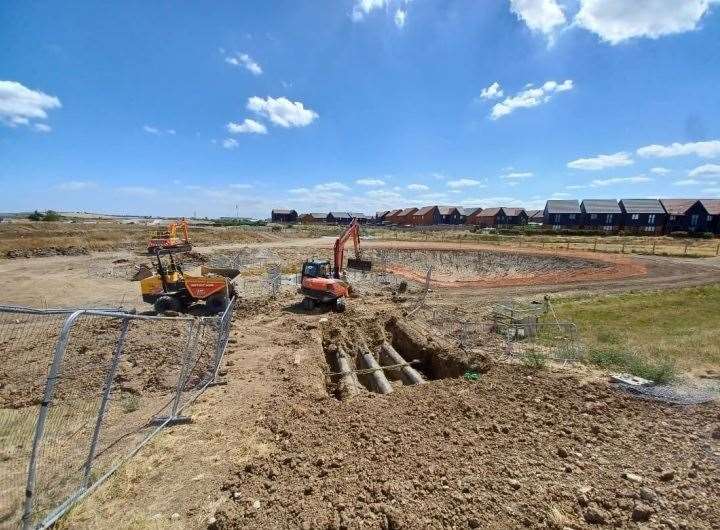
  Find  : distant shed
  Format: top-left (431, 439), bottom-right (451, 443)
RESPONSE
top-left (271, 209), bottom-right (298, 223)
top-left (469, 207), bottom-right (506, 228)
top-left (411, 206), bottom-right (440, 226)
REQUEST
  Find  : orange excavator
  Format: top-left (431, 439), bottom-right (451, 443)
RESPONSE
top-left (147, 218), bottom-right (192, 254)
top-left (299, 219), bottom-right (372, 311)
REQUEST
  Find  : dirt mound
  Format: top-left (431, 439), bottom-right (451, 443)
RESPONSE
top-left (5, 246), bottom-right (89, 259)
top-left (214, 362), bottom-right (720, 529)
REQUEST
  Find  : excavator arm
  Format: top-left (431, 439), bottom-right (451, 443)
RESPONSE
top-left (332, 219), bottom-right (371, 278)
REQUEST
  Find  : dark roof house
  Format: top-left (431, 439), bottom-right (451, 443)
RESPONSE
top-left (618, 199), bottom-right (666, 233)
top-left (543, 200), bottom-right (581, 228)
top-left (581, 199), bottom-right (621, 230)
top-left (660, 199), bottom-right (709, 233)
top-left (411, 206), bottom-right (441, 225)
top-left (526, 209), bottom-right (543, 223)
top-left (468, 207), bottom-right (507, 227)
top-left (271, 209), bottom-right (298, 223)
top-left (701, 199), bottom-right (720, 234)
top-left (437, 206), bottom-right (463, 224)
top-left (502, 208), bottom-right (528, 225)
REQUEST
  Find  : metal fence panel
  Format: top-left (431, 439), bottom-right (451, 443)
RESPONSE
top-left (0, 303), bottom-right (234, 530)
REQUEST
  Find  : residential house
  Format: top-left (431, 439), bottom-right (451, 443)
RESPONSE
top-left (468, 207), bottom-right (507, 228)
top-left (660, 199), bottom-right (709, 233)
top-left (328, 212), bottom-right (353, 224)
top-left (502, 208), bottom-right (528, 226)
top-left (271, 209), bottom-right (298, 223)
top-left (383, 209), bottom-right (403, 224)
top-left (438, 206), bottom-right (463, 224)
top-left (618, 199), bottom-right (666, 234)
top-left (348, 212), bottom-right (372, 224)
top-left (460, 207), bottom-right (483, 224)
top-left (375, 211), bottom-right (390, 223)
top-left (411, 206), bottom-right (441, 226)
top-left (526, 209), bottom-right (543, 224)
top-left (700, 199), bottom-right (720, 234)
top-left (299, 212), bottom-right (327, 224)
top-left (543, 200), bottom-right (581, 230)
top-left (395, 207), bottom-right (419, 225)
top-left (580, 199), bottom-right (621, 231)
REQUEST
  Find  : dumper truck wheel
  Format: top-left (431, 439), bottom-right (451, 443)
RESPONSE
top-left (155, 295), bottom-right (181, 314)
top-left (206, 294), bottom-right (229, 314)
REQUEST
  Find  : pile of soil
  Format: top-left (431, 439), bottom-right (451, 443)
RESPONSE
top-left (214, 361), bottom-right (720, 529)
top-left (5, 246), bottom-right (89, 259)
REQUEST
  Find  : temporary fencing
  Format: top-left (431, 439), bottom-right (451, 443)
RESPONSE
top-left (0, 300), bottom-right (234, 529)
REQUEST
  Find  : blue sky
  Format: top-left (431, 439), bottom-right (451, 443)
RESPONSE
top-left (2, 0), bottom-right (720, 218)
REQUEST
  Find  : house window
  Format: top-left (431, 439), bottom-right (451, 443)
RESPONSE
top-left (669, 215), bottom-right (676, 221)
top-left (553, 214), bottom-right (560, 222)
top-left (631, 214), bottom-right (639, 220)
top-left (569, 214), bottom-right (576, 220)
top-left (590, 213), bottom-right (597, 220)
top-left (603, 225), bottom-right (612, 231)
top-left (648, 214), bottom-right (656, 225)
top-left (691, 214), bottom-right (699, 226)
top-left (605, 214), bottom-right (613, 224)
top-left (708, 215), bottom-right (713, 222)
top-left (644, 226), bottom-right (654, 232)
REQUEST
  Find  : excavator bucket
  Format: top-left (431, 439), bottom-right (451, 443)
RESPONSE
top-left (347, 258), bottom-right (372, 271)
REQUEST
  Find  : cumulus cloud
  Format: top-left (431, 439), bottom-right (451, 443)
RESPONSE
top-left (637, 140), bottom-right (720, 159)
top-left (247, 96), bottom-right (318, 128)
top-left (352, 0), bottom-right (387, 21)
top-left (226, 119), bottom-right (267, 135)
top-left (229, 183), bottom-right (253, 189)
top-left (479, 82), bottom-right (504, 100)
top-left (509, 0), bottom-right (567, 35)
top-left (490, 79), bottom-right (573, 120)
top-left (222, 138), bottom-right (239, 150)
top-left (0, 80), bottom-right (61, 130)
top-left (394, 9), bottom-right (406, 28)
top-left (589, 175), bottom-right (651, 187)
top-left (55, 180), bottom-right (97, 191)
top-left (225, 52), bottom-right (263, 75)
top-left (447, 178), bottom-right (484, 189)
top-left (316, 182), bottom-right (351, 192)
top-left (650, 167), bottom-right (671, 175)
top-left (567, 151), bottom-right (634, 170)
top-left (575, 0), bottom-right (717, 45)
top-left (688, 163), bottom-right (720, 178)
top-left (356, 178), bottom-right (386, 187)
top-left (407, 183), bottom-right (430, 191)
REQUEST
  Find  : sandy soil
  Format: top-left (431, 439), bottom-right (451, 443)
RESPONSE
top-left (3, 237), bottom-right (720, 529)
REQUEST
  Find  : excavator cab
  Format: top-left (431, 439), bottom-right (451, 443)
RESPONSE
top-left (301, 259), bottom-right (331, 279)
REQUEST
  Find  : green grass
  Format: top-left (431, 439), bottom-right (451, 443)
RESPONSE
top-left (550, 285), bottom-right (720, 377)
top-left (522, 349), bottom-right (548, 369)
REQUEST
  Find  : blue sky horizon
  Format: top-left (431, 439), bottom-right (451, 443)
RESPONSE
top-left (2, 0), bottom-right (720, 218)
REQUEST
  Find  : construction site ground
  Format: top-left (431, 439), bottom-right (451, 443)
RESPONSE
top-left (2, 234), bottom-right (719, 529)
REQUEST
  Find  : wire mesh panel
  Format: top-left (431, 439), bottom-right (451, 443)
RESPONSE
top-left (0, 304), bottom-right (235, 530)
top-left (0, 309), bottom-right (70, 529)
top-left (502, 321), bottom-right (582, 363)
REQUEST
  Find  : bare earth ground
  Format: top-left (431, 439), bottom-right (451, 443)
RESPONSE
top-left (1, 237), bottom-right (719, 529)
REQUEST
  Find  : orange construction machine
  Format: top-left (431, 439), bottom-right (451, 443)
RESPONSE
top-left (299, 219), bottom-right (372, 311)
top-left (147, 218), bottom-right (192, 254)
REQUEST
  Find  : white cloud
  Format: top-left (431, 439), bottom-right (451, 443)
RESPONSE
top-left (225, 52), bottom-right (263, 75)
top-left (366, 188), bottom-right (402, 200)
top-left (567, 151), bottom-right (634, 170)
top-left (688, 163), bottom-right (720, 178)
top-left (0, 80), bottom-right (61, 130)
top-left (509, 0), bottom-right (567, 35)
top-left (551, 192), bottom-right (571, 198)
top-left (637, 140), bottom-right (720, 159)
top-left (447, 178), bottom-right (484, 189)
top-left (143, 125), bottom-right (176, 136)
top-left (356, 178), bottom-right (386, 187)
top-left (56, 180), bottom-right (97, 191)
top-left (566, 184), bottom-right (589, 190)
top-left (502, 171), bottom-right (534, 179)
top-left (650, 167), bottom-right (671, 175)
top-left (222, 138), bottom-right (239, 150)
top-left (227, 119), bottom-right (267, 135)
top-left (229, 183), bottom-right (253, 189)
top-left (316, 181), bottom-right (350, 192)
top-left (34, 123), bottom-right (52, 133)
top-left (575, 0), bottom-right (716, 45)
top-left (394, 8), bottom-right (406, 28)
top-left (247, 96), bottom-right (318, 128)
top-left (480, 82), bottom-right (504, 100)
top-left (590, 175), bottom-right (651, 187)
top-left (116, 186), bottom-right (158, 196)
top-left (407, 183), bottom-right (430, 191)
top-left (673, 179), bottom-right (701, 186)
top-left (490, 79), bottom-right (573, 120)
top-left (352, 0), bottom-right (387, 21)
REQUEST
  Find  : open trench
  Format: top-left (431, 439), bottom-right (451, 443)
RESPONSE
top-left (321, 313), bottom-right (491, 400)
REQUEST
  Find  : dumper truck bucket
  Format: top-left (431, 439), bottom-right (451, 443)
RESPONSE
top-left (200, 266), bottom-right (241, 281)
top-left (347, 258), bottom-right (372, 272)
